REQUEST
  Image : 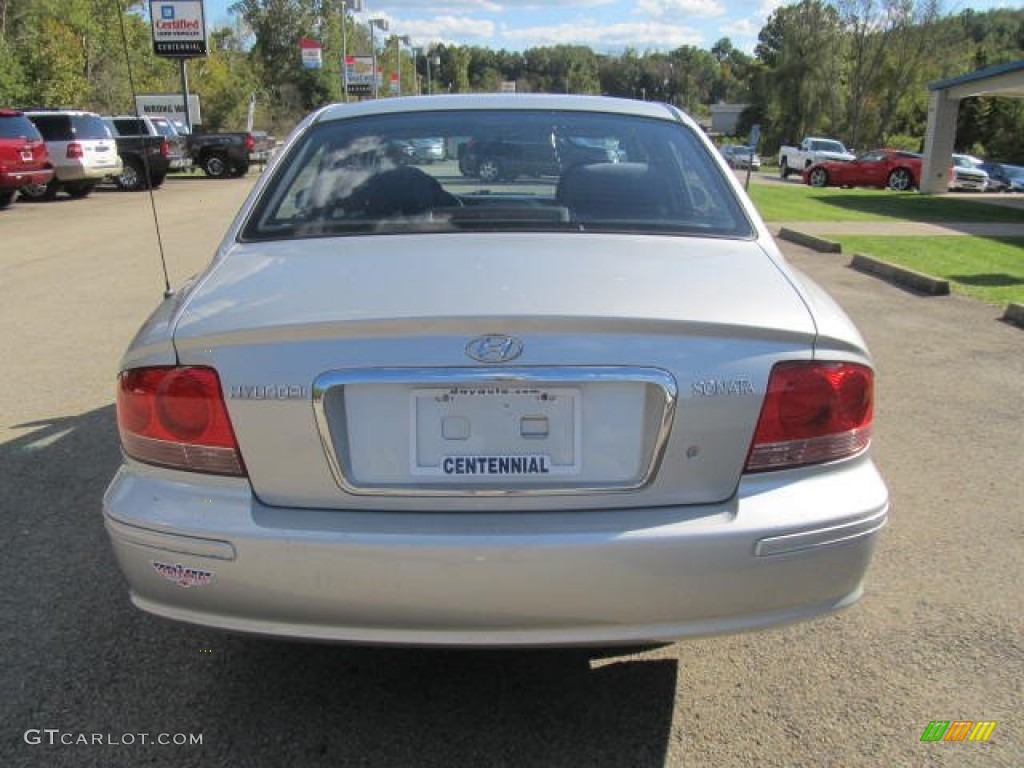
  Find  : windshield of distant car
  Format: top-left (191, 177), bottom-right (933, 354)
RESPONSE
top-left (810, 140), bottom-right (846, 153)
top-left (242, 109), bottom-right (754, 242)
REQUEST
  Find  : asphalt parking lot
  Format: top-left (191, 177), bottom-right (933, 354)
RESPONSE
top-left (1, 177), bottom-right (1021, 767)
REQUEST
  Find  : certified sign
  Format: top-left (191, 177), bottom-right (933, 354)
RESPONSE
top-left (150, 0), bottom-right (207, 58)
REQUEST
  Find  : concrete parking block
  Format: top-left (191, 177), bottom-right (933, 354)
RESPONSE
top-left (849, 253), bottom-right (950, 296)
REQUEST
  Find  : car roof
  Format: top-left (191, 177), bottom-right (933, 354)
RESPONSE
top-left (315, 94), bottom-right (691, 128)
top-left (23, 109), bottom-right (98, 115)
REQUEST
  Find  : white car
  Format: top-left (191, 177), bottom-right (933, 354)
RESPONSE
top-left (720, 144), bottom-right (761, 170)
top-left (104, 95), bottom-right (888, 648)
top-left (21, 110), bottom-right (122, 200)
top-left (950, 154), bottom-right (989, 191)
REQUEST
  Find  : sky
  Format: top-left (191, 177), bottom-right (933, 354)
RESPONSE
top-left (201, 0), bottom-right (1017, 55)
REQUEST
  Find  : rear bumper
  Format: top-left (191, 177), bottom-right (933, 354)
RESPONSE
top-left (103, 457), bottom-right (888, 647)
top-left (55, 159), bottom-right (123, 182)
top-left (0, 166), bottom-right (54, 189)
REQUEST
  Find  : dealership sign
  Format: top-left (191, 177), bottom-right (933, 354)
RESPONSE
top-left (134, 94), bottom-right (203, 126)
top-left (299, 38), bottom-right (323, 69)
top-left (344, 56), bottom-right (379, 95)
top-left (149, 0), bottom-right (207, 57)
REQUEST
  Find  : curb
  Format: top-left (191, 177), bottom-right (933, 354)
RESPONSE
top-left (1003, 303), bottom-right (1024, 329)
top-left (849, 253), bottom-right (950, 296)
top-left (777, 228), bottom-right (841, 253)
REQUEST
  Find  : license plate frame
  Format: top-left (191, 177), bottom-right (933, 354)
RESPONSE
top-left (410, 384), bottom-right (581, 479)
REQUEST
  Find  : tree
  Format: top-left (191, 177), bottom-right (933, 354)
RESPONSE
top-left (756, 0), bottom-right (844, 147)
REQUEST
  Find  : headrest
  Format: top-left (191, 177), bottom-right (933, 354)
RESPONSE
top-left (344, 165), bottom-right (454, 217)
top-left (555, 162), bottom-right (670, 220)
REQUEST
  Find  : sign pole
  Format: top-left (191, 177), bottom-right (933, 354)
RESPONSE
top-left (341, 11), bottom-right (348, 102)
top-left (179, 58), bottom-right (192, 133)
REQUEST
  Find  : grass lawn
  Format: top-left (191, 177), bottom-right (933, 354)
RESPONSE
top-left (831, 235), bottom-right (1024, 305)
top-left (747, 183), bottom-right (1024, 223)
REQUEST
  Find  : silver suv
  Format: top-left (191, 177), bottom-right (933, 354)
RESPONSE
top-left (21, 110), bottom-right (122, 200)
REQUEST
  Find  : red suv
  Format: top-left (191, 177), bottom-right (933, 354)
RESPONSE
top-left (0, 108), bottom-right (53, 209)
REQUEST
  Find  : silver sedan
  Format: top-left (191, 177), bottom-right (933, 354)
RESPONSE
top-left (104, 95), bottom-right (888, 647)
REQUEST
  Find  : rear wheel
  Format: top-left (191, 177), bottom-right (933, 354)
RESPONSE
top-left (65, 182), bottom-right (95, 199)
top-left (477, 157), bottom-right (504, 182)
top-left (0, 189), bottom-right (14, 209)
top-left (807, 168), bottom-right (829, 188)
top-left (149, 172), bottom-right (166, 189)
top-left (779, 158), bottom-right (789, 178)
top-left (888, 167), bottom-right (913, 191)
top-left (19, 179), bottom-right (59, 201)
top-left (116, 158), bottom-right (146, 191)
top-left (202, 153), bottom-right (230, 178)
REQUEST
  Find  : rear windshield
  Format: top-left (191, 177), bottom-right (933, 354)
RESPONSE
top-left (0, 114), bottom-right (42, 140)
top-left (810, 140), bottom-right (847, 152)
top-left (242, 109), bottom-right (753, 242)
top-left (70, 114), bottom-right (112, 140)
top-left (112, 118), bottom-right (146, 135)
top-left (149, 118), bottom-right (179, 137)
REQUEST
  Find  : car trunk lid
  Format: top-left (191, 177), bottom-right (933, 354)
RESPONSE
top-left (171, 233), bottom-right (815, 510)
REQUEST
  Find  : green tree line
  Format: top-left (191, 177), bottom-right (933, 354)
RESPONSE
top-left (1, 0), bottom-right (1021, 160)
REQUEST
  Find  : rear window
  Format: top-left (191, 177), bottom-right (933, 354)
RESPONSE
top-left (149, 118), bottom-right (178, 137)
top-left (0, 114), bottom-right (43, 141)
top-left (113, 118), bottom-right (146, 135)
top-left (71, 114), bottom-right (112, 140)
top-left (28, 115), bottom-right (72, 141)
top-left (242, 109), bottom-right (753, 242)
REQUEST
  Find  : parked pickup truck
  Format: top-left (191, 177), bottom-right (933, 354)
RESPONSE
top-left (183, 128), bottom-right (257, 178)
top-left (105, 115), bottom-right (192, 191)
top-left (778, 137), bottom-right (855, 178)
top-left (103, 117), bottom-right (172, 190)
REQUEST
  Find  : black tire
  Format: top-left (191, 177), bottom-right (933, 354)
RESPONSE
top-left (0, 189), bottom-right (14, 209)
top-left (888, 167), bottom-right (913, 191)
top-left (202, 152), bottom-right (230, 178)
top-left (149, 172), bottom-right (166, 189)
top-left (20, 178), bottom-right (59, 201)
top-left (807, 167), bottom-right (829, 188)
top-left (477, 157), bottom-right (503, 182)
top-left (116, 158), bottom-right (146, 191)
top-left (65, 182), bottom-right (95, 199)
top-left (779, 158), bottom-right (789, 178)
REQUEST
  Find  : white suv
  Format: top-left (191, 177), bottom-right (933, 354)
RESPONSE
top-left (950, 154), bottom-right (989, 192)
top-left (21, 110), bottom-right (122, 200)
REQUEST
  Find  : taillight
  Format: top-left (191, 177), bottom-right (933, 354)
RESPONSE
top-left (745, 361), bottom-right (873, 472)
top-left (66, 142), bottom-right (83, 159)
top-left (244, 133), bottom-right (255, 151)
top-left (116, 366), bottom-right (245, 476)
top-left (160, 138), bottom-right (169, 157)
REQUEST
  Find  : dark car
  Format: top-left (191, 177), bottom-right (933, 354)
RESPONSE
top-left (975, 161), bottom-right (1014, 192)
top-left (0, 109), bottom-right (54, 208)
top-left (803, 149), bottom-right (923, 191)
top-left (459, 131), bottom-right (621, 182)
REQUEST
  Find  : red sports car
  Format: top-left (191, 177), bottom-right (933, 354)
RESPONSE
top-left (803, 149), bottom-right (923, 191)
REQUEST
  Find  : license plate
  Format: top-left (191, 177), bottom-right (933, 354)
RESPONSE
top-left (411, 385), bottom-right (580, 478)
top-left (20, 150), bottom-right (32, 162)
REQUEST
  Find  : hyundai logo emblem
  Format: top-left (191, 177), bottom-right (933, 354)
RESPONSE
top-left (465, 334), bottom-right (523, 364)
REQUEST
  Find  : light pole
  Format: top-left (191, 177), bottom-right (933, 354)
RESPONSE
top-left (339, 0), bottom-right (363, 103)
top-left (369, 18), bottom-right (388, 99)
top-left (396, 35), bottom-right (411, 96)
top-left (425, 50), bottom-right (439, 95)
